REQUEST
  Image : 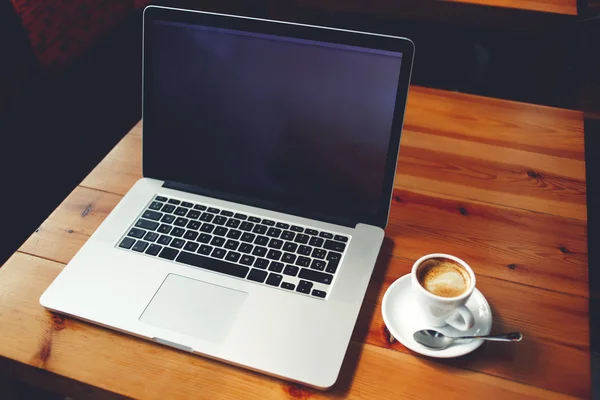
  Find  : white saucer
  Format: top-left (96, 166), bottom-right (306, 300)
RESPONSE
top-left (382, 274), bottom-right (492, 358)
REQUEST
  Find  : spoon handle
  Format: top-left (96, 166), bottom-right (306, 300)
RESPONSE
top-left (458, 332), bottom-right (522, 342)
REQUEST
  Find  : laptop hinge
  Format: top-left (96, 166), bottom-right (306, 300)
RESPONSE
top-left (162, 180), bottom-right (360, 229)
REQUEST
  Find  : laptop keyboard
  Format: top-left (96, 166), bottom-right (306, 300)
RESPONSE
top-left (117, 196), bottom-right (350, 299)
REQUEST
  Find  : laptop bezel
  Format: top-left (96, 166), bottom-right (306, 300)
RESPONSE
top-left (142, 6), bottom-right (414, 229)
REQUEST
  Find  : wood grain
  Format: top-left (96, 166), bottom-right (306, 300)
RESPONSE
top-left (2, 86), bottom-right (590, 398)
top-left (0, 254), bottom-right (578, 399)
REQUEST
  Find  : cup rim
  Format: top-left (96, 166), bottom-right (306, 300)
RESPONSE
top-left (411, 253), bottom-right (476, 301)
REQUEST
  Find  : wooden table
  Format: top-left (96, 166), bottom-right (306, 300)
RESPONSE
top-left (0, 86), bottom-right (589, 399)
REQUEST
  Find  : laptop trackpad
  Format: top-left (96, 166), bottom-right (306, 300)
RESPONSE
top-left (140, 274), bottom-right (248, 344)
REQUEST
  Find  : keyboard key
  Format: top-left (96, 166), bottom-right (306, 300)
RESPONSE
top-left (200, 213), bottom-right (214, 222)
top-left (214, 216), bottom-right (227, 225)
top-left (326, 258), bottom-right (340, 274)
top-left (239, 243), bottom-right (253, 254)
top-left (146, 244), bottom-right (162, 256)
top-left (252, 246), bottom-right (267, 257)
top-left (198, 244), bottom-right (212, 255)
top-left (266, 227), bottom-right (282, 238)
top-left (312, 289), bottom-right (327, 298)
top-left (309, 237), bottom-right (324, 247)
top-left (267, 249), bottom-right (282, 260)
top-left (268, 239), bottom-right (283, 249)
top-left (254, 258), bottom-right (269, 269)
top-left (212, 248), bottom-right (226, 259)
top-left (158, 235), bottom-right (172, 245)
top-left (224, 240), bottom-right (239, 250)
top-left (234, 213), bottom-right (247, 220)
top-left (119, 237), bottom-right (135, 249)
top-left (268, 262), bottom-right (284, 272)
top-left (167, 199), bottom-right (181, 205)
top-left (142, 210), bottom-right (163, 221)
top-left (221, 210), bottom-right (234, 217)
top-left (311, 259), bottom-right (326, 271)
top-left (225, 251), bottom-right (241, 263)
top-left (226, 229), bottom-right (242, 240)
top-left (282, 253), bottom-right (296, 264)
top-left (135, 219), bottom-right (159, 231)
top-left (281, 282), bottom-right (295, 290)
top-left (327, 252), bottom-right (342, 261)
top-left (240, 221), bottom-right (254, 231)
top-left (294, 234), bottom-right (309, 244)
top-left (276, 222), bottom-right (290, 229)
top-left (281, 231), bottom-right (295, 241)
top-left (211, 237), bottom-right (225, 247)
top-left (298, 268), bottom-right (333, 285)
top-left (248, 216), bottom-right (261, 223)
top-left (128, 228), bottom-right (146, 239)
top-left (240, 255), bottom-right (255, 266)
top-left (174, 217), bottom-right (188, 227)
top-left (159, 247), bottom-right (179, 260)
top-left (266, 273), bottom-right (282, 286)
top-left (247, 268), bottom-right (268, 283)
top-left (161, 214), bottom-right (175, 224)
top-left (149, 201), bottom-right (163, 210)
top-left (162, 204), bottom-right (176, 213)
top-left (181, 201), bottom-right (193, 208)
top-left (214, 226), bottom-right (228, 236)
top-left (200, 223), bottom-right (215, 233)
top-left (334, 235), bottom-right (348, 243)
top-left (187, 210), bottom-right (201, 219)
top-left (241, 232), bottom-right (256, 243)
top-left (175, 207), bottom-right (188, 216)
top-left (171, 239), bottom-right (185, 249)
top-left (187, 221), bottom-right (201, 230)
top-left (197, 233), bottom-right (212, 244)
top-left (155, 196), bottom-right (168, 202)
top-left (305, 229), bottom-right (318, 236)
top-left (283, 265), bottom-right (299, 276)
top-left (283, 242), bottom-right (298, 252)
top-left (290, 225), bottom-right (303, 232)
top-left (296, 256), bottom-right (311, 268)
top-left (176, 251), bottom-right (249, 278)
top-left (184, 230), bottom-right (199, 241)
top-left (194, 204), bottom-right (207, 211)
top-left (262, 219), bottom-right (275, 226)
top-left (252, 225), bottom-right (267, 234)
top-left (323, 240), bottom-right (346, 253)
top-left (296, 280), bottom-right (313, 294)
top-left (312, 248), bottom-right (326, 259)
top-left (208, 207), bottom-right (220, 213)
top-left (225, 218), bottom-right (242, 228)
top-left (144, 232), bottom-right (159, 242)
top-left (297, 245), bottom-right (311, 256)
top-left (171, 228), bottom-right (185, 237)
top-left (255, 236), bottom-right (269, 246)
top-left (184, 242), bottom-right (199, 252)
top-left (319, 232), bottom-right (334, 239)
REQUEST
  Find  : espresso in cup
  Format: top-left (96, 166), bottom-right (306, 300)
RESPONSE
top-left (416, 257), bottom-right (471, 298)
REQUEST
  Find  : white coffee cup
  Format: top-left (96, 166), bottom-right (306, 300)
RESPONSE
top-left (411, 254), bottom-right (476, 331)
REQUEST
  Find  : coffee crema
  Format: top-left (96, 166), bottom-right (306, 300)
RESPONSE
top-left (417, 258), bottom-right (470, 298)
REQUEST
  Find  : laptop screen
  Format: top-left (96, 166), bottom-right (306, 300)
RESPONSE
top-left (145, 18), bottom-right (405, 226)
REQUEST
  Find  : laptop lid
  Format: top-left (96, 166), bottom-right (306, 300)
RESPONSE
top-left (142, 6), bottom-right (414, 229)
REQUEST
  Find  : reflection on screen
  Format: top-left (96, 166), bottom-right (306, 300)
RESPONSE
top-left (148, 21), bottom-right (403, 221)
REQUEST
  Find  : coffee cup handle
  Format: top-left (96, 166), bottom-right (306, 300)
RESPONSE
top-left (445, 305), bottom-right (475, 331)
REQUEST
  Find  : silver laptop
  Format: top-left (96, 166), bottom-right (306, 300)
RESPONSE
top-left (40, 6), bottom-right (414, 389)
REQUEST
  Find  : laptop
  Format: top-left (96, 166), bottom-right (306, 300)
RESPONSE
top-left (40, 5), bottom-right (414, 389)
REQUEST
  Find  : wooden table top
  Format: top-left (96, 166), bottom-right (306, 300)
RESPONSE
top-left (0, 86), bottom-right (589, 399)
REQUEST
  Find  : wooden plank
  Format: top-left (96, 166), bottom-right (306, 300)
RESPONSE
top-left (16, 186), bottom-right (590, 395)
top-left (353, 256), bottom-right (590, 398)
top-left (20, 184), bottom-right (588, 297)
top-left (0, 253), bottom-right (578, 399)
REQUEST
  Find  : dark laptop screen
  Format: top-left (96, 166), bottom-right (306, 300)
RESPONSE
top-left (145, 20), bottom-right (404, 225)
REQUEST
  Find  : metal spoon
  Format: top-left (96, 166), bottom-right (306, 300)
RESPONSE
top-left (413, 329), bottom-right (523, 350)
